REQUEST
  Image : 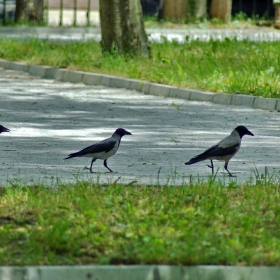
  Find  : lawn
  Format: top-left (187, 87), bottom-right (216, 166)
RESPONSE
top-left (0, 37), bottom-right (279, 98)
top-left (1, 176), bottom-right (280, 266)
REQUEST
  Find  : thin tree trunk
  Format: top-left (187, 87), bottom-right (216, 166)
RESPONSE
top-left (15, 0), bottom-right (28, 22)
top-left (15, 0), bottom-right (44, 23)
top-left (194, 0), bottom-right (206, 19)
top-left (188, 0), bottom-right (206, 22)
top-left (129, 0), bottom-right (150, 55)
top-left (163, 0), bottom-right (188, 23)
top-left (274, 2), bottom-right (280, 29)
top-left (210, 0), bottom-right (232, 23)
top-left (99, 0), bottom-right (150, 57)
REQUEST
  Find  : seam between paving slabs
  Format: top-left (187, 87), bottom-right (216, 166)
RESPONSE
top-left (0, 59), bottom-right (279, 112)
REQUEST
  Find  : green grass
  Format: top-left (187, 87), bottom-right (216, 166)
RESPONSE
top-left (0, 37), bottom-right (280, 98)
top-left (1, 177), bottom-right (280, 266)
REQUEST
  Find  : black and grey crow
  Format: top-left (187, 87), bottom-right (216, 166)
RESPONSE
top-left (64, 128), bottom-right (132, 173)
top-left (185, 125), bottom-right (254, 177)
top-left (0, 125), bottom-right (10, 134)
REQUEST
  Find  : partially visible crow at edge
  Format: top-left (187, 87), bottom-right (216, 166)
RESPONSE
top-left (0, 125), bottom-right (10, 134)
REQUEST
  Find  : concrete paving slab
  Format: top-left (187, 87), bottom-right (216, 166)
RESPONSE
top-left (189, 90), bottom-right (216, 102)
top-left (62, 70), bottom-right (71, 83)
top-left (29, 65), bottom-right (51, 78)
top-left (128, 79), bottom-right (145, 92)
top-left (0, 67), bottom-right (279, 186)
top-left (110, 76), bottom-right (131, 89)
top-left (44, 67), bottom-right (59, 79)
top-left (7, 61), bottom-right (30, 72)
top-left (100, 74), bottom-right (112, 87)
top-left (52, 68), bottom-right (66, 81)
top-left (1, 265), bottom-right (280, 280)
top-left (213, 93), bottom-right (233, 105)
top-left (82, 72), bottom-right (102, 85)
top-left (171, 88), bottom-right (190, 99)
top-left (253, 97), bottom-right (277, 111)
top-left (169, 88), bottom-right (179, 98)
top-left (0, 59), bottom-right (11, 69)
top-left (62, 70), bottom-right (86, 83)
top-left (231, 94), bottom-right (256, 107)
top-left (276, 100), bottom-right (280, 112)
top-left (142, 82), bottom-right (152, 94)
top-left (149, 84), bottom-right (173, 97)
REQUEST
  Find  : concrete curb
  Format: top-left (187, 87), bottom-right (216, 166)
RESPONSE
top-left (0, 59), bottom-right (279, 112)
top-left (1, 265), bottom-right (280, 280)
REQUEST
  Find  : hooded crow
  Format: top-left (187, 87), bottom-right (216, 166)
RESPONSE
top-left (185, 125), bottom-right (254, 177)
top-left (0, 125), bottom-right (10, 134)
top-left (64, 128), bottom-right (132, 173)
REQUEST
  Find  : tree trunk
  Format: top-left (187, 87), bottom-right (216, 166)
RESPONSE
top-left (210, 0), bottom-right (232, 23)
top-left (99, 0), bottom-right (151, 57)
top-left (194, 0), bottom-right (207, 19)
top-left (274, 2), bottom-right (280, 29)
top-left (15, 0), bottom-right (44, 23)
top-left (163, 0), bottom-right (188, 23)
top-left (188, 0), bottom-right (206, 22)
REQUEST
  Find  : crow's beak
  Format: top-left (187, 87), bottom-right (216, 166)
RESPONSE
top-left (0, 126), bottom-right (10, 133)
top-left (247, 130), bottom-right (254, 136)
top-left (125, 131), bottom-right (132, 136)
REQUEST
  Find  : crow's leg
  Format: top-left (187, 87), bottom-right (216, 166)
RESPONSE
top-left (224, 162), bottom-right (235, 177)
top-left (104, 160), bottom-right (113, 172)
top-left (85, 158), bottom-right (96, 173)
top-left (207, 160), bottom-right (214, 175)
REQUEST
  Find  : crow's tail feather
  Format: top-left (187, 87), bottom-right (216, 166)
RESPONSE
top-left (185, 155), bottom-right (205, 165)
top-left (64, 152), bottom-right (81, 160)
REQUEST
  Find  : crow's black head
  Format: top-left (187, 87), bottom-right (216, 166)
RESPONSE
top-left (113, 128), bottom-right (132, 137)
top-left (235, 126), bottom-right (254, 138)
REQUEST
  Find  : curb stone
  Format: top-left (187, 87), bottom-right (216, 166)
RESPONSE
top-left (189, 90), bottom-right (215, 102)
top-left (253, 97), bottom-right (278, 111)
top-left (9, 61), bottom-right (30, 72)
top-left (1, 265), bottom-right (280, 280)
top-left (0, 59), bottom-right (279, 112)
top-left (231, 94), bottom-right (256, 107)
top-left (29, 65), bottom-right (52, 78)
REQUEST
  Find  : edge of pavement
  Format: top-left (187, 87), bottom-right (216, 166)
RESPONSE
top-left (0, 59), bottom-right (279, 112)
top-left (1, 265), bottom-right (280, 280)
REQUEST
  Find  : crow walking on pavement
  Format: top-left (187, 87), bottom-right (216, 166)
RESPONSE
top-left (185, 126), bottom-right (254, 177)
top-left (64, 128), bottom-right (132, 173)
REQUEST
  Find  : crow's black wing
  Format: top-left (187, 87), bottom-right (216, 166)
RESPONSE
top-left (185, 142), bottom-right (239, 165)
top-left (65, 138), bottom-right (117, 159)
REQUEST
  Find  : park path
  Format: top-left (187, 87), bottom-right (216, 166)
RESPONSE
top-left (0, 67), bottom-right (279, 186)
top-left (1, 27), bottom-right (280, 43)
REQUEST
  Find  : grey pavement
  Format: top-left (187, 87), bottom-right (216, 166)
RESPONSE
top-left (0, 66), bottom-right (280, 187)
top-left (2, 265), bottom-right (280, 280)
top-left (0, 27), bottom-right (280, 42)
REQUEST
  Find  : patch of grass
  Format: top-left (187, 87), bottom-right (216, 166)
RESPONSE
top-left (1, 178), bottom-right (280, 265)
top-left (0, 37), bottom-right (280, 98)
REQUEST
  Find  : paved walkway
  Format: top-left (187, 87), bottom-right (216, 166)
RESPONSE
top-left (0, 67), bottom-right (279, 187)
top-left (0, 27), bottom-right (280, 42)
